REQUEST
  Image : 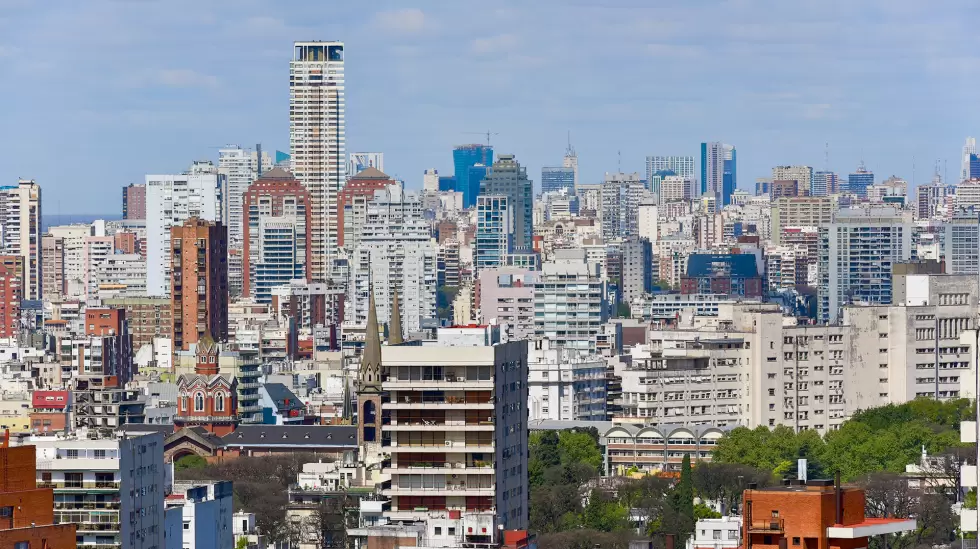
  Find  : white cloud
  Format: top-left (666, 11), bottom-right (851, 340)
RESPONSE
top-left (470, 34), bottom-right (519, 55)
top-left (374, 8), bottom-right (426, 34)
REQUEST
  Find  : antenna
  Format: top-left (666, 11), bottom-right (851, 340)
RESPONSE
top-left (618, 150), bottom-right (622, 173)
top-left (824, 142), bottom-right (829, 171)
top-left (463, 130), bottom-right (498, 148)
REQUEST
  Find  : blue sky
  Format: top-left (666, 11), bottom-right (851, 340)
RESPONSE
top-left (1, 0), bottom-right (978, 214)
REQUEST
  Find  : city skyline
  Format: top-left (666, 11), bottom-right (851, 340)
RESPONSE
top-left (1, 1), bottom-right (978, 213)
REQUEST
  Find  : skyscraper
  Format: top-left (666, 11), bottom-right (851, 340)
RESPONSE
top-left (563, 140), bottom-right (579, 189)
top-left (646, 155), bottom-right (695, 184)
top-left (480, 154), bottom-right (533, 249)
top-left (453, 144), bottom-right (493, 208)
top-left (475, 195), bottom-right (513, 272)
top-left (962, 137), bottom-right (977, 182)
top-left (701, 142), bottom-right (736, 207)
top-left (219, 145), bottom-right (258, 297)
top-left (171, 218), bottom-right (229, 352)
top-left (290, 41), bottom-right (346, 281)
top-left (122, 183), bottom-right (146, 220)
top-left (970, 153), bottom-right (980, 180)
top-left (242, 167), bottom-right (312, 303)
top-left (847, 163), bottom-right (875, 198)
top-left (600, 172), bottom-right (646, 239)
top-left (0, 179), bottom-right (42, 300)
top-left (772, 166), bottom-right (814, 196)
top-left (541, 166), bottom-right (575, 195)
top-left (812, 171), bottom-right (839, 196)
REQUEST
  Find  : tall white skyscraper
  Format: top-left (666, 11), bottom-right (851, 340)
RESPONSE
top-left (290, 41), bottom-right (346, 282)
top-left (962, 137), bottom-right (976, 182)
top-left (0, 179), bottom-right (42, 299)
top-left (218, 145), bottom-right (264, 297)
top-left (145, 162), bottom-right (222, 296)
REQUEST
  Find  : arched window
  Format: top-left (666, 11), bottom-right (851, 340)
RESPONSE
top-left (194, 392), bottom-right (205, 412)
top-left (215, 392), bottom-right (225, 412)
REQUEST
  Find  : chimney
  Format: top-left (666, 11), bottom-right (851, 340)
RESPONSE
top-left (834, 470), bottom-right (843, 525)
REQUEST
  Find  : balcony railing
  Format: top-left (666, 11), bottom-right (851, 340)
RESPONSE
top-left (40, 481), bottom-right (121, 490)
top-left (748, 518), bottom-right (785, 533)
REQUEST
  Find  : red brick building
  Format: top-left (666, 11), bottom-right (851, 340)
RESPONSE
top-left (113, 230), bottom-right (139, 254)
top-left (175, 335), bottom-right (238, 436)
top-left (122, 182), bottom-right (146, 220)
top-left (171, 218), bottom-right (228, 352)
top-left (242, 168), bottom-right (312, 298)
top-left (743, 479), bottom-right (916, 549)
top-left (0, 437), bottom-right (76, 548)
top-left (0, 256), bottom-right (23, 338)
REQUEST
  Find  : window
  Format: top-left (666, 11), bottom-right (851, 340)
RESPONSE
top-left (215, 393), bottom-right (225, 412)
top-left (435, 527), bottom-right (442, 535)
top-left (771, 510), bottom-right (779, 518)
top-left (713, 530), bottom-right (722, 540)
top-left (95, 449), bottom-right (106, 459)
top-left (448, 527), bottom-right (456, 536)
top-left (793, 538), bottom-right (800, 546)
top-left (194, 392), bottom-right (205, 412)
top-left (66, 449), bottom-right (79, 459)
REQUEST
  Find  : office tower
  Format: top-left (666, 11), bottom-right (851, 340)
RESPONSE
top-left (348, 152), bottom-right (384, 177)
top-left (847, 163), bottom-right (875, 198)
top-left (241, 168), bottom-right (312, 303)
top-left (0, 179), bottom-right (42, 299)
top-left (378, 335), bottom-right (530, 538)
top-left (480, 154), bottom-right (533, 249)
top-left (700, 142), bottom-right (736, 207)
top-left (600, 172), bottom-right (645, 239)
top-left (219, 146), bottom-right (260, 297)
top-left (818, 208), bottom-right (912, 323)
top-left (535, 249), bottom-right (606, 354)
top-left (772, 165), bottom-right (814, 196)
top-left (541, 166), bottom-right (575, 195)
top-left (0, 441), bottom-right (76, 548)
top-left (971, 153), bottom-right (980, 180)
top-left (945, 212), bottom-right (980, 274)
top-left (0, 256), bottom-right (22, 338)
top-left (645, 155), bottom-right (695, 185)
top-left (755, 178), bottom-right (772, 197)
top-left (347, 187), bottom-right (437, 333)
top-left (145, 164), bottom-right (221, 296)
top-left (475, 195), bottom-right (513, 271)
top-left (41, 234), bottom-right (65, 299)
top-left (812, 171), bottom-right (839, 196)
top-left (122, 183), bottom-right (146, 220)
top-left (290, 41), bottom-right (346, 281)
top-left (423, 168), bottom-right (440, 192)
top-left (563, 140), bottom-right (578, 189)
top-left (171, 218), bottom-right (229, 352)
top-left (963, 137), bottom-right (977, 182)
top-left (438, 175), bottom-right (457, 192)
top-left (33, 432), bottom-right (165, 549)
top-left (453, 144), bottom-right (493, 208)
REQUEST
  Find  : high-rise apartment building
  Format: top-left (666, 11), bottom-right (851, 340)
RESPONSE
top-left (475, 195), bottom-right (513, 272)
top-left (600, 172), bottom-right (646, 239)
top-left (379, 334), bottom-right (529, 540)
top-left (772, 165), bottom-right (814, 196)
top-left (94, 253), bottom-right (147, 298)
top-left (646, 155), bottom-right (695, 185)
top-left (945, 212), bottom-right (980, 275)
top-left (847, 163), bottom-right (875, 198)
top-left (770, 197), bottom-right (837, 244)
top-left (0, 179), bottom-right (42, 299)
top-left (540, 166), bottom-right (575, 195)
top-left (963, 137), bottom-right (977, 182)
top-left (478, 267), bottom-right (539, 341)
top-left (82, 235), bottom-right (114, 300)
top-left (480, 154), bottom-right (532, 249)
top-left (145, 164), bottom-right (222, 296)
top-left (0, 256), bottom-right (22, 339)
top-left (535, 250), bottom-right (606, 354)
top-left (122, 183), bottom-right (146, 220)
top-left (242, 168), bottom-right (312, 302)
top-left (700, 142), bottom-right (736, 207)
top-left (219, 145), bottom-right (260, 297)
top-left (338, 167), bottom-right (397, 249)
top-left (33, 432), bottom-right (165, 549)
top-left (41, 234), bottom-right (65, 299)
top-left (171, 218), bottom-right (229, 352)
top-left (102, 296), bottom-right (172, 352)
top-left (453, 144), bottom-right (493, 208)
top-left (47, 223), bottom-right (93, 298)
top-left (347, 187), bottom-right (437, 334)
top-left (818, 208), bottom-right (912, 323)
top-left (290, 41), bottom-right (346, 281)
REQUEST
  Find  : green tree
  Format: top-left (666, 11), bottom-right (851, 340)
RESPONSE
top-left (616, 302), bottom-right (632, 318)
top-left (675, 455), bottom-right (694, 521)
top-left (694, 502), bottom-right (722, 520)
top-left (236, 537), bottom-right (249, 549)
top-left (558, 430), bottom-right (603, 471)
top-left (581, 489), bottom-right (629, 532)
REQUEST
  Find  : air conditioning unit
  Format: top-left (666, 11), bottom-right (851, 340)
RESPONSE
top-left (445, 441), bottom-right (452, 447)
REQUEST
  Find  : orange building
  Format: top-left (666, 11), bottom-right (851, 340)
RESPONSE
top-left (743, 478), bottom-right (916, 549)
top-left (0, 435), bottom-right (75, 548)
top-left (0, 255), bottom-right (23, 339)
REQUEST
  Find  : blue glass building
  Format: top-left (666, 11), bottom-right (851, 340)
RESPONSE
top-left (541, 166), bottom-right (575, 195)
top-left (847, 167), bottom-right (874, 198)
top-left (970, 153), bottom-right (980, 180)
top-left (474, 195), bottom-right (513, 272)
top-left (723, 148), bottom-right (736, 206)
top-left (453, 144), bottom-right (493, 208)
top-left (438, 176), bottom-right (457, 192)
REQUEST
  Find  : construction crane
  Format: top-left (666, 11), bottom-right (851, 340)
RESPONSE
top-left (463, 130), bottom-right (499, 147)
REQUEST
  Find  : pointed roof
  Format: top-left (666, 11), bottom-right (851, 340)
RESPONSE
top-left (352, 166), bottom-right (390, 180)
top-left (257, 166), bottom-right (296, 180)
top-left (389, 288), bottom-right (403, 345)
top-left (359, 286), bottom-right (382, 393)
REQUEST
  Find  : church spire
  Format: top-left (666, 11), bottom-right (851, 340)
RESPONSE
top-left (389, 288), bottom-right (403, 345)
top-left (359, 285), bottom-right (383, 393)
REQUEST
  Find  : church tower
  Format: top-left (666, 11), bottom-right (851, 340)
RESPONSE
top-left (389, 287), bottom-right (403, 345)
top-left (357, 288), bottom-right (384, 447)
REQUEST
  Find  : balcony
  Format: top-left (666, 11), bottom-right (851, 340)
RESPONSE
top-left (383, 377), bottom-right (495, 391)
top-left (386, 395), bottom-right (494, 410)
top-left (384, 420), bottom-right (495, 432)
top-left (386, 461), bottom-right (495, 474)
top-left (382, 485), bottom-right (495, 497)
top-left (388, 443), bottom-right (495, 453)
top-left (748, 518), bottom-right (784, 533)
top-left (40, 480), bottom-right (121, 491)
